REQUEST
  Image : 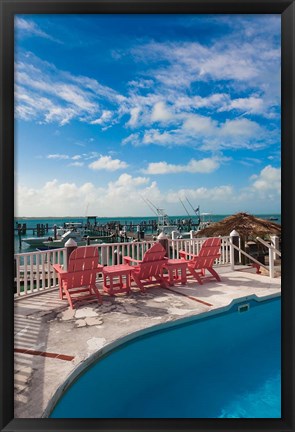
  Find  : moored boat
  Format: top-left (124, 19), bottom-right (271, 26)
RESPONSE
top-left (22, 222), bottom-right (89, 250)
top-left (22, 236), bottom-right (53, 248)
top-left (42, 229), bottom-right (88, 249)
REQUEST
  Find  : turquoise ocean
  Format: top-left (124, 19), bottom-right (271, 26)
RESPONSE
top-left (14, 214), bottom-right (281, 254)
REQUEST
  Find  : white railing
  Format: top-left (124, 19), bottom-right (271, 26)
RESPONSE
top-left (98, 240), bottom-right (157, 266)
top-left (168, 236), bottom-right (231, 265)
top-left (256, 236), bottom-right (281, 278)
top-left (14, 248), bottom-right (67, 297)
top-left (228, 236), bottom-right (281, 279)
top-left (14, 234), bottom-right (279, 299)
top-left (256, 236), bottom-right (281, 257)
top-left (14, 237), bottom-right (232, 298)
top-left (14, 242), bottom-right (157, 298)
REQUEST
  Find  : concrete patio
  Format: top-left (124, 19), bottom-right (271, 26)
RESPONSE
top-left (14, 265), bottom-right (281, 418)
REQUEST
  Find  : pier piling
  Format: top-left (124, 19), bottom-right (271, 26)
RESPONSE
top-left (17, 224), bottom-right (22, 249)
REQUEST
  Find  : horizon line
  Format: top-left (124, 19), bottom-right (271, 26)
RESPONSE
top-left (14, 212), bottom-right (282, 219)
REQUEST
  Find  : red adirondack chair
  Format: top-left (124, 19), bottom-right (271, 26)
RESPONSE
top-left (53, 246), bottom-right (103, 309)
top-left (124, 243), bottom-right (168, 292)
top-left (179, 237), bottom-right (221, 285)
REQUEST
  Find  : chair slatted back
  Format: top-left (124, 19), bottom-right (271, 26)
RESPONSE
top-left (137, 259), bottom-right (167, 279)
top-left (142, 243), bottom-right (166, 262)
top-left (67, 246), bottom-right (99, 288)
top-left (136, 243), bottom-right (166, 279)
top-left (192, 238), bottom-right (221, 269)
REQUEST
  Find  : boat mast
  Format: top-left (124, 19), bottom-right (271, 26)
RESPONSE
top-left (185, 197), bottom-right (201, 225)
top-left (179, 198), bottom-right (191, 217)
top-left (140, 196), bottom-right (158, 216)
top-left (141, 197), bottom-right (169, 226)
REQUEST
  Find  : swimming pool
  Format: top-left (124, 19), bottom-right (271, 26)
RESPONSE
top-left (50, 296), bottom-right (281, 418)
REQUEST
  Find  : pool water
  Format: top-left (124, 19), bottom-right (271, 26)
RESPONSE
top-left (50, 297), bottom-right (281, 418)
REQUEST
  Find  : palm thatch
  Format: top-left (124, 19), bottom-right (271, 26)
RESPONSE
top-left (195, 212), bottom-right (281, 240)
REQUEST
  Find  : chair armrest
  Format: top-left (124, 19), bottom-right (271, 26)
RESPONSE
top-left (179, 250), bottom-right (196, 259)
top-left (52, 264), bottom-right (66, 274)
top-left (96, 264), bottom-right (104, 272)
top-left (124, 256), bottom-right (142, 265)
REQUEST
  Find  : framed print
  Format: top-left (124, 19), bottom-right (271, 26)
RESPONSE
top-left (0, 0), bottom-right (294, 431)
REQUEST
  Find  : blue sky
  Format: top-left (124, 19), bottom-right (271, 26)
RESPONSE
top-left (14, 14), bottom-right (281, 217)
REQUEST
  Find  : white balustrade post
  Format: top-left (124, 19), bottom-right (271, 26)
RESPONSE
top-left (270, 235), bottom-right (279, 260)
top-left (229, 235), bottom-right (235, 271)
top-left (269, 247), bottom-right (275, 278)
top-left (100, 243), bottom-right (108, 266)
top-left (190, 230), bottom-right (194, 239)
top-left (171, 231), bottom-right (178, 240)
top-left (64, 238), bottom-right (77, 270)
top-left (229, 230), bottom-right (239, 271)
top-left (157, 232), bottom-right (169, 257)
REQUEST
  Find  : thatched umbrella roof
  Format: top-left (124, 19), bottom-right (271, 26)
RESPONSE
top-left (195, 212), bottom-right (281, 240)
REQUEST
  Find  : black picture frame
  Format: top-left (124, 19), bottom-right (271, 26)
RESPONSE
top-left (0, 1), bottom-right (294, 431)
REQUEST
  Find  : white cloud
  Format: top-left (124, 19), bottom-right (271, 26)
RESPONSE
top-left (44, 107), bottom-right (76, 126)
top-left (15, 176), bottom-right (156, 217)
top-left (143, 158), bottom-right (219, 174)
top-left (17, 69), bottom-right (96, 113)
top-left (122, 133), bottom-right (140, 146)
top-left (239, 157), bottom-right (261, 167)
top-left (55, 84), bottom-right (97, 112)
top-left (89, 155), bottom-right (128, 171)
top-left (47, 154), bottom-right (69, 160)
top-left (14, 16), bottom-right (281, 217)
top-left (129, 23), bottom-right (280, 121)
top-left (111, 173), bottom-right (149, 188)
top-left (122, 113), bottom-right (272, 152)
top-left (142, 129), bottom-right (176, 146)
top-left (15, 167), bottom-right (280, 217)
top-left (174, 93), bottom-right (229, 111)
top-left (126, 107), bottom-right (141, 127)
top-left (219, 96), bottom-right (264, 115)
top-left (182, 114), bottom-right (218, 135)
top-left (15, 17), bottom-right (280, 154)
top-left (250, 165), bottom-right (281, 193)
top-left (128, 79), bottom-right (154, 89)
top-left (15, 83), bottom-right (79, 125)
top-left (151, 101), bottom-right (173, 123)
top-left (220, 118), bottom-right (262, 138)
top-left (15, 17), bottom-right (59, 42)
top-left (46, 152), bottom-right (127, 170)
top-left (15, 53), bottom-right (123, 126)
top-left (134, 35), bottom-right (280, 92)
top-left (16, 180), bottom-right (96, 216)
top-left (91, 110), bottom-right (113, 125)
top-left (68, 161), bottom-right (84, 167)
top-left (232, 165), bottom-right (281, 207)
top-left (166, 185), bottom-right (234, 204)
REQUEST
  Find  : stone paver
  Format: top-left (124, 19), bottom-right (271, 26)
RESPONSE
top-left (86, 337), bottom-right (106, 352)
top-left (75, 306), bottom-right (100, 319)
top-left (84, 317), bottom-right (104, 326)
